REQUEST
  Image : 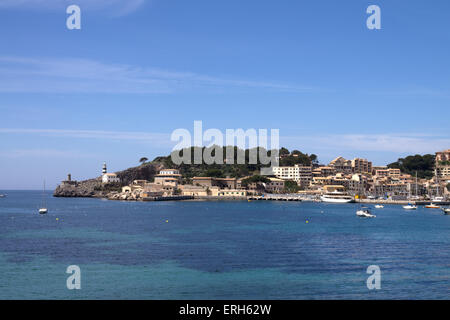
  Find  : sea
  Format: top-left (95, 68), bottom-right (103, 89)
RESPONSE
top-left (0, 190), bottom-right (448, 299)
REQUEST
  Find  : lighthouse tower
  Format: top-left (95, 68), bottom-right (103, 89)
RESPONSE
top-left (102, 162), bottom-right (107, 175)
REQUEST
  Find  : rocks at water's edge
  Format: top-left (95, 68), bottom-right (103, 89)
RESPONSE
top-left (53, 162), bottom-right (163, 198)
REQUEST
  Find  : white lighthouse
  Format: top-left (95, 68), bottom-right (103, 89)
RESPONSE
top-left (101, 162), bottom-right (120, 184)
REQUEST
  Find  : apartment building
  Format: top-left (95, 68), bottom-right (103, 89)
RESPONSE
top-left (351, 158), bottom-right (373, 174)
top-left (329, 157), bottom-right (353, 174)
top-left (436, 149), bottom-right (450, 180)
top-left (272, 164), bottom-right (313, 187)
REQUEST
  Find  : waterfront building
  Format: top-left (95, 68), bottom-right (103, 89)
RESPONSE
top-left (329, 157), bottom-right (353, 174)
top-left (313, 166), bottom-right (336, 178)
top-left (373, 168), bottom-right (400, 179)
top-left (101, 162), bottom-right (121, 184)
top-left (435, 149), bottom-right (450, 181)
top-left (102, 173), bottom-right (120, 184)
top-left (192, 176), bottom-right (237, 189)
top-left (351, 158), bottom-right (372, 174)
top-left (272, 164), bottom-right (313, 187)
top-left (265, 178), bottom-right (285, 193)
top-left (179, 185), bottom-right (210, 197)
top-left (348, 174), bottom-right (368, 194)
top-left (154, 169), bottom-right (182, 185)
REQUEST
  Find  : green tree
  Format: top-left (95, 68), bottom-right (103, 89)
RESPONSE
top-left (139, 157), bottom-right (148, 165)
top-left (309, 154), bottom-right (319, 165)
top-left (241, 175), bottom-right (270, 188)
top-left (388, 154), bottom-right (435, 179)
top-left (279, 147), bottom-right (290, 156)
top-left (283, 180), bottom-right (300, 193)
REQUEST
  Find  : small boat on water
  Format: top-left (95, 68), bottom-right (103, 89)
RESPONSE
top-left (425, 203), bottom-right (440, 209)
top-left (374, 205), bottom-right (384, 209)
top-left (320, 191), bottom-right (355, 203)
top-left (0, 194), bottom-right (6, 198)
top-left (403, 203), bottom-right (417, 210)
top-left (39, 180), bottom-right (48, 215)
top-left (442, 208), bottom-right (450, 215)
top-left (356, 207), bottom-right (376, 218)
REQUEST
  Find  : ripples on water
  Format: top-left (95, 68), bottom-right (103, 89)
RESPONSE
top-left (0, 191), bottom-right (448, 299)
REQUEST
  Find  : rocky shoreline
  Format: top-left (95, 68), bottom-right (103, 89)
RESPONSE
top-left (53, 162), bottom-right (163, 199)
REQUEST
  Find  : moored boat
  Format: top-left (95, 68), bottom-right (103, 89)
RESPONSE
top-left (374, 205), bottom-right (384, 209)
top-left (320, 191), bottom-right (355, 203)
top-left (356, 207), bottom-right (376, 218)
top-left (425, 203), bottom-right (440, 209)
top-left (39, 180), bottom-right (48, 215)
top-left (403, 203), bottom-right (417, 210)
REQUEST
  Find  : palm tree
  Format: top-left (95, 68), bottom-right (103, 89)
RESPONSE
top-left (139, 157), bottom-right (148, 165)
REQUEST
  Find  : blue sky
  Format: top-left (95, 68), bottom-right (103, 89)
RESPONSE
top-left (0, 0), bottom-right (449, 189)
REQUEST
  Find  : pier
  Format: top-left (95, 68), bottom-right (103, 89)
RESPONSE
top-left (248, 194), bottom-right (304, 201)
top-left (142, 195), bottom-right (194, 201)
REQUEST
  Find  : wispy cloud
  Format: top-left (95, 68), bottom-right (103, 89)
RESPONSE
top-left (0, 148), bottom-right (98, 159)
top-left (0, 128), bottom-right (171, 146)
top-left (1, 128), bottom-right (448, 156)
top-left (0, 0), bottom-right (147, 16)
top-left (0, 56), bottom-right (315, 94)
top-left (283, 133), bottom-right (450, 155)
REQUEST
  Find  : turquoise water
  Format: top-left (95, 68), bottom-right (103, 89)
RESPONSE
top-left (0, 190), bottom-right (448, 299)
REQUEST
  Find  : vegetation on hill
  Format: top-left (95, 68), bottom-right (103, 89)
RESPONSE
top-left (283, 180), bottom-right (301, 193)
top-left (153, 146), bottom-right (315, 181)
top-left (279, 148), bottom-right (318, 167)
top-left (387, 154), bottom-right (435, 179)
top-left (240, 175), bottom-right (270, 187)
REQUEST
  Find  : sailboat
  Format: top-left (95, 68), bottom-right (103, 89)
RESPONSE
top-left (39, 181), bottom-right (48, 214)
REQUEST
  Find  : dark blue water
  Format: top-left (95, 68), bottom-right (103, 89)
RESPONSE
top-left (0, 191), bottom-right (448, 299)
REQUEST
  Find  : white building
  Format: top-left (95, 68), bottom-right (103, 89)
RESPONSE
top-left (101, 162), bottom-right (120, 184)
top-left (272, 164), bottom-right (312, 187)
top-left (102, 173), bottom-right (120, 184)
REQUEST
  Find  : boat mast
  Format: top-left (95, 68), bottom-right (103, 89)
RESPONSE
top-left (42, 180), bottom-right (46, 208)
top-left (415, 171), bottom-right (418, 197)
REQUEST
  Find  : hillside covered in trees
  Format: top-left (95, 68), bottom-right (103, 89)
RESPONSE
top-left (387, 154), bottom-right (435, 179)
top-left (153, 146), bottom-right (317, 181)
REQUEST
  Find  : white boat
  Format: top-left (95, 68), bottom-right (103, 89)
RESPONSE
top-left (356, 208), bottom-right (376, 218)
top-left (374, 205), bottom-right (384, 209)
top-left (39, 180), bottom-right (48, 215)
top-left (320, 191), bottom-right (355, 203)
top-left (0, 194), bottom-right (5, 198)
top-left (442, 208), bottom-right (450, 215)
top-left (432, 196), bottom-right (444, 203)
top-left (403, 203), bottom-right (417, 210)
